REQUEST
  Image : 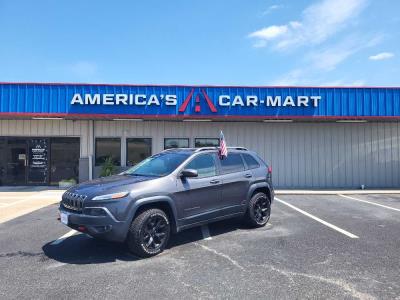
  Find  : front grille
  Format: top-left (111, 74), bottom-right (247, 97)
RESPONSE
top-left (61, 192), bottom-right (87, 213)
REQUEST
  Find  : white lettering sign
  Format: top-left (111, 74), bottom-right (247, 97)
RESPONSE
top-left (70, 94), bottom-right (322, 108)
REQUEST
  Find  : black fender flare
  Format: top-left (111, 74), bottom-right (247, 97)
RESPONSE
top-left (127, 195), bottom-right (179, 231)
top-left (246, 182), bottom-right (273, 205)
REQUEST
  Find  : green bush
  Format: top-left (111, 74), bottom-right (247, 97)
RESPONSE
top-left (100, 156), bottom-right (116, 177)
top-left (60, 178), bottom-right (77, 184)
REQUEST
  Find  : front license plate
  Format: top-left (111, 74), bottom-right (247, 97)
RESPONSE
top-left (60, 212), bottom-right (69, 225)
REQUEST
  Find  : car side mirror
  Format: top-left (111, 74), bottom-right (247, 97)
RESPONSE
top-left (180, 169), bottom-right (198, 178)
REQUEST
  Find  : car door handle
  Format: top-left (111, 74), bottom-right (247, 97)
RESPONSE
top-left (210, 179), bottom-right (220, 184)
top-left (244, 173), bottom-right (252, 178)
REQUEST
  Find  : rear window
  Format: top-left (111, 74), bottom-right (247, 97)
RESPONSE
top-left (255, 154), bottom-right (268, 167)
top-left (220, 153), bottom-right (245, 174)
top-left (242, 153), bottom-right (260, 169)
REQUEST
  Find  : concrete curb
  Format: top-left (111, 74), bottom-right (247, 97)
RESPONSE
top-left (276, 190), bottom-right (400, 195)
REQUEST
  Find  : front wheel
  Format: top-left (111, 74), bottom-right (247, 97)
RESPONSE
top-left (245, 192), bottom-right (271, 227)
top-left (127, 208), bottom-right (170, 258)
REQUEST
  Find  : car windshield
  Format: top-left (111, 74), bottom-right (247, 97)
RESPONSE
top-left (123, 151), bottom-right (191, 177)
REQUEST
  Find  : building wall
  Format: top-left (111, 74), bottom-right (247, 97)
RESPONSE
top-left (1, 120), bottom-right (399, 188)
top-left (0, 119), bottom-right (93, 158)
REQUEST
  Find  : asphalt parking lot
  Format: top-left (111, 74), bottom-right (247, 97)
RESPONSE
top-left (0, 192), bottom-right (400, 299)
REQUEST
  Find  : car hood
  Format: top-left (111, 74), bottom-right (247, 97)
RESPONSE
top-left (68, 174), bottom-right (157, 196)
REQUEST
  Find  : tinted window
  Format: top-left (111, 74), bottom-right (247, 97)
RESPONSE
top-left (124, 151), bottom-right (191, 177)
top-left (242, 154), bottom-right (260, 169)
top-left (195, 138), bottom-right (219, 147)
top-left (127, 138), bottom-right (152, 166)
top-left (164, 138), bottom-right (189, 149)
top-left (220, 153), bottom-right (245, 174)
top-left (50, 138), bottom-right (80, 184)
top-left (95, 138), bottom-right (121, 166)
top-left (185, 154), bottom-right (216, 178)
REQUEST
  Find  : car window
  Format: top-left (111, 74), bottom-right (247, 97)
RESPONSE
top-left (242, 153), bottom-right (260, 169)
top-left (220, 153), bottom-right (245, 174)
top-left (124, 151), bottom-right (191, 177)
top-left (185, 154), bottom-right (216, 178)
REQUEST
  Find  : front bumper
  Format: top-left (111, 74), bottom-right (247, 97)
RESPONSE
top-left (58, 207), bottom-right (129, 242)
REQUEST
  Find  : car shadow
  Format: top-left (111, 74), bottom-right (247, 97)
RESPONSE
top-left (42, 217), bottom-right (250, 265)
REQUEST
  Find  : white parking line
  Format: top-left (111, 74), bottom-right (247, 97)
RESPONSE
top-left (338, 194), bottom-right (400, 212)
top-left (275, 197), bottom-right (359, 239)
top-left (50, 230), bottom-right (78, 245)
top-left (201, 225), bottom-right (212, 240)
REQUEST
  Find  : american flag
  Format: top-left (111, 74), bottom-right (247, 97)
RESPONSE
top-left (219, 131), bottom-right (228, 159)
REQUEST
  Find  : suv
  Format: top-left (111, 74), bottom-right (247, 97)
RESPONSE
top-left (59, 147), bottom-right (274, 257)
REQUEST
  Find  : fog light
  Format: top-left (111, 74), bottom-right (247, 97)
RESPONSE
top-left (84, 208), bottom-right (107, 216)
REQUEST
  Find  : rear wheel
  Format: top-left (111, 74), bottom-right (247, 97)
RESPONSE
top-left (245, 192), bottom-right (271, 227)
top-left (127, 208), bottom-right (170, 258)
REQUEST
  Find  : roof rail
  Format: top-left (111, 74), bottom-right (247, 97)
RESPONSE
top-left (227, 147), bottom-right (248, 151)
top-left (194, 146), bottom-right (248, 152)
top-left (194, 147), bottom-right (218, 152)
top-left (161, 147), bottom-right (193, 152)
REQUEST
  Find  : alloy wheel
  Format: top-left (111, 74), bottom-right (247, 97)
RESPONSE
top-left (253, 196), bottom-right (270, 224)
top-left (141, 215), bottom-right (168, 251)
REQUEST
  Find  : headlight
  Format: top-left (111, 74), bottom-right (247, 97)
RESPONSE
top-left (92, 191), bottom-right (129, 201)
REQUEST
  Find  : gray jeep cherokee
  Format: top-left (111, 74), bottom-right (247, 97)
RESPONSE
top-left (59, 147), bottom-right (274, 257)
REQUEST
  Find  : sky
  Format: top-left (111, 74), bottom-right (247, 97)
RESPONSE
top-left (0, 0), bottom-right (399, 86)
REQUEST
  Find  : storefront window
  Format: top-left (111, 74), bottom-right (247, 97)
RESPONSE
top-left (95, 138), bottom-right (121, 166)
top-left (164, 138), bottom-right (189, 149)
top-left (50, 138), bottom-right (80, 185)
top-left (194, 138), bottom-right (219, 148)
top-left (0, 138), bottom-right (6, 186)
top-left (126, 138), bottom-right (152, 166)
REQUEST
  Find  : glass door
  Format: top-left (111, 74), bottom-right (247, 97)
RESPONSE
top-left (4, 138), bottom-right (28, 185)
top-left (27, 138), bottom-right (49, 185)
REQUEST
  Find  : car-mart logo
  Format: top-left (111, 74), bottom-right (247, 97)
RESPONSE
top-left (178, 89), bottom-right (217, 113)
top-left (70, 89), bottom-right (322, 111)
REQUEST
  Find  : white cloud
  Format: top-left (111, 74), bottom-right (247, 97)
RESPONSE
top-left (262, 4), bottom-right (283, 15)
top-left (248, 25), bottom-right (288, 40)
top-left (306, 35), bottom-right (378, 71)
top-left (369, 52), bottom-right (395, 61)
top-left (270, 35), bottom-right (381, 85)
top-left (249, 0), bottom-right (367, 50)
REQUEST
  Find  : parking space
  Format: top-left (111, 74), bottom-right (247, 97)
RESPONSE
top-left (0, 193), bottom-right (400, 299)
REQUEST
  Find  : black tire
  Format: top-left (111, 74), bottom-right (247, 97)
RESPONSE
top-left (245, 192), bottom-right (271, 227)
top-left (127, 208), bottom-right (171, 258)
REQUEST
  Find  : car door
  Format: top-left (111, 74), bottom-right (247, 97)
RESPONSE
top-left (174, 153), bottom-right (222, 225)
top-left (217, 152), bottom-right (251, 214)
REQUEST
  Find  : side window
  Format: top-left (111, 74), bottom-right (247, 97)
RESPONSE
top-left (242, 154), bottom-right (260, 169)
top-left (185, 154), bottom-right (216, 178)
top-left (220, 153), bottom-right (245, 174)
